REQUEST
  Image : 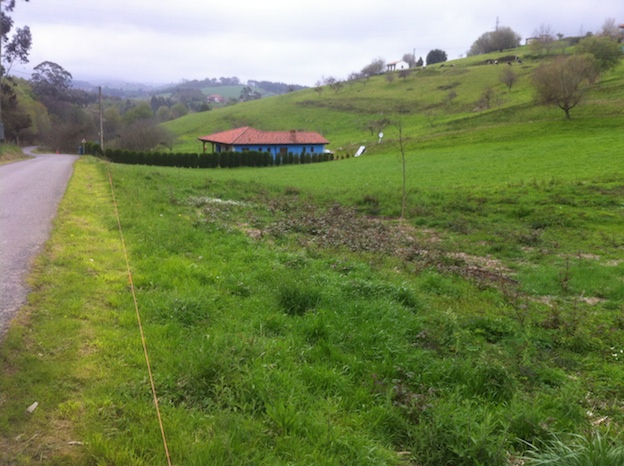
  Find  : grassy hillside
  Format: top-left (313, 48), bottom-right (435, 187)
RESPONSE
top-left (163, 47), bottom-right (624, 221)
top-left (164, 46), bottom-right (624, 156)
top-left (1, 47), bottom-right (624, 465)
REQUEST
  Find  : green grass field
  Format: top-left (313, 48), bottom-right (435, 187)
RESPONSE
top-left (1, 47), bottom-right (624, 465)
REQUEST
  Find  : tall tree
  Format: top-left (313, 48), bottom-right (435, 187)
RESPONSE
top-left (1, 25), bottom-right (31, 76)
top-left (239, 86), bottom-right (261, 102)
top-left (531, 55), bottom-right (599, 119)
top-left (31, 61), bottom-right (73, 98)
top-left (1, 0), bottom-right (31, 76)
top-left (467, 26), bottom-right (522, 55)
top-left (0, 78), bottom-right (31, 142)
top-left (402, 52), bottom-right (416, 67)
top-left (426, 49), bottom-right (447, 66)
top-left (1, 0), bottom-right (32, 137)
top-left (121, 101), bottom-right (153, 125)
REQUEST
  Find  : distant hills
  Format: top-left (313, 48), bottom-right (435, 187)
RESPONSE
top-left (71, 76), bottom-right (308, 99)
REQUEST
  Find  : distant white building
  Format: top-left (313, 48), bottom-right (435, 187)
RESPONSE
top-left (386, 60), bottom-right (410, 72)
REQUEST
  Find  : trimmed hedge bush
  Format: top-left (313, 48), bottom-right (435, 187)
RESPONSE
top-left (102, 149), bottom-right (334, 169)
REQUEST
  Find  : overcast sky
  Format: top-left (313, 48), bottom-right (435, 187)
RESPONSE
top-left (8, 0), bottom-right (622, 87)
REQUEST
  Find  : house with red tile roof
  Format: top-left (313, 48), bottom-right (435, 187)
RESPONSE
top-left (207, 94), bottom-right (225, 103)
top-left (198, 126), bottom-right (329, 158)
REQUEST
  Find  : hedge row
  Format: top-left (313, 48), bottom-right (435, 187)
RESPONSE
top-left (100, 149), bottom-right (335, 168)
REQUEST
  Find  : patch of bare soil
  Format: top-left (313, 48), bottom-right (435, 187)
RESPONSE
top-left (234, 199), bottom-right (519, 289)
top-left (0, 419), bottom-right (84, 465)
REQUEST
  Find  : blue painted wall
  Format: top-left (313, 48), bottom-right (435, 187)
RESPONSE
top-left (215, 143), bottom-right (326, 155)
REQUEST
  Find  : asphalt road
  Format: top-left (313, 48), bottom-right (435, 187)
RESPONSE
top-left (0, 148), bottom-right (79, 338)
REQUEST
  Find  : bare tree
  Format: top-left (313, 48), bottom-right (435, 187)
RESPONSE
top-left (347, 72), bottom-right (361, 87)
top-left (477, 86), bottom-right (496, 110)
top-left (500, 68), bottom-right (517, 91)
top-left (531, 55), bottom-right (599, 119)
top-left (398, 69), bottom-right (411, 81)
top-left (446, 90), bottom-right (458, 105)
top-left (530, 24), bottom-right (556, 56)
top-left (364, 117), bottom-right (391, 136)
top-left (395, 118), bottom-right (408, 220)
top-left (324, 76), bottom-right (343, 94)
top-left (600, 18), bottom-right (619, 38)
top-left (313, 80), bottom-right (323, 96)
top-left (385, 72), bottom-right (396, 85)
top-left (361, 57), bottom-right (385, 80)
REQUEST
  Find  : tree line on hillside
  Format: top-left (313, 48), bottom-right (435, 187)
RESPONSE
top-left (319, 49), bottom-right (450, 90)
top-left (0, 55), bottom-right (182, 151)
top-left (0, 1), bottom-right (309, 152)
top-left (2, 51), bottom-right (313, 151)
top-left (159, 77), bottom-right (306, 96)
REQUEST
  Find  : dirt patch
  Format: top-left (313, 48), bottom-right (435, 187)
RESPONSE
top-left (532, 295), bottom-right (606, 307)
top-left (0, 418), bottom-right (85, 464)
top-left (233, 199), bottom-right (519, 288)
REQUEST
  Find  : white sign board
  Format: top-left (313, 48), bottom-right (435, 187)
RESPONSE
top-left (354, 146), bottom-right (366, 157)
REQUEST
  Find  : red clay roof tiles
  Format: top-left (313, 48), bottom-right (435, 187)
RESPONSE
top-left (198, 126), bottom-right (329, 145)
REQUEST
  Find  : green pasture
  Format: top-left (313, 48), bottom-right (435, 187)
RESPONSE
top-left (1, 45), bottom-right (624, 464)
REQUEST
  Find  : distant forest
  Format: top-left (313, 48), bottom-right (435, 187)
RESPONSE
top-left (160, 77), bottom-right (307, 95)
top-left (74, 77), bottom-right (308, 99)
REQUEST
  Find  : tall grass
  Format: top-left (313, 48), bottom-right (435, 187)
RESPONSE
top-left (523, 432), bottom-right (624, 465)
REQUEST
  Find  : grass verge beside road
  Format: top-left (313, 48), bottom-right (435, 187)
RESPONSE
top-left (0, 157), bottom-right (134, 464)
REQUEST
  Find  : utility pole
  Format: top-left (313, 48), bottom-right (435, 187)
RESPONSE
top-left (98, 86), bottom-right (104, 151)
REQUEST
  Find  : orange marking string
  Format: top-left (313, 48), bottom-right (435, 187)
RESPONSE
top-left (106, 163), bottom-right (173, 466)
